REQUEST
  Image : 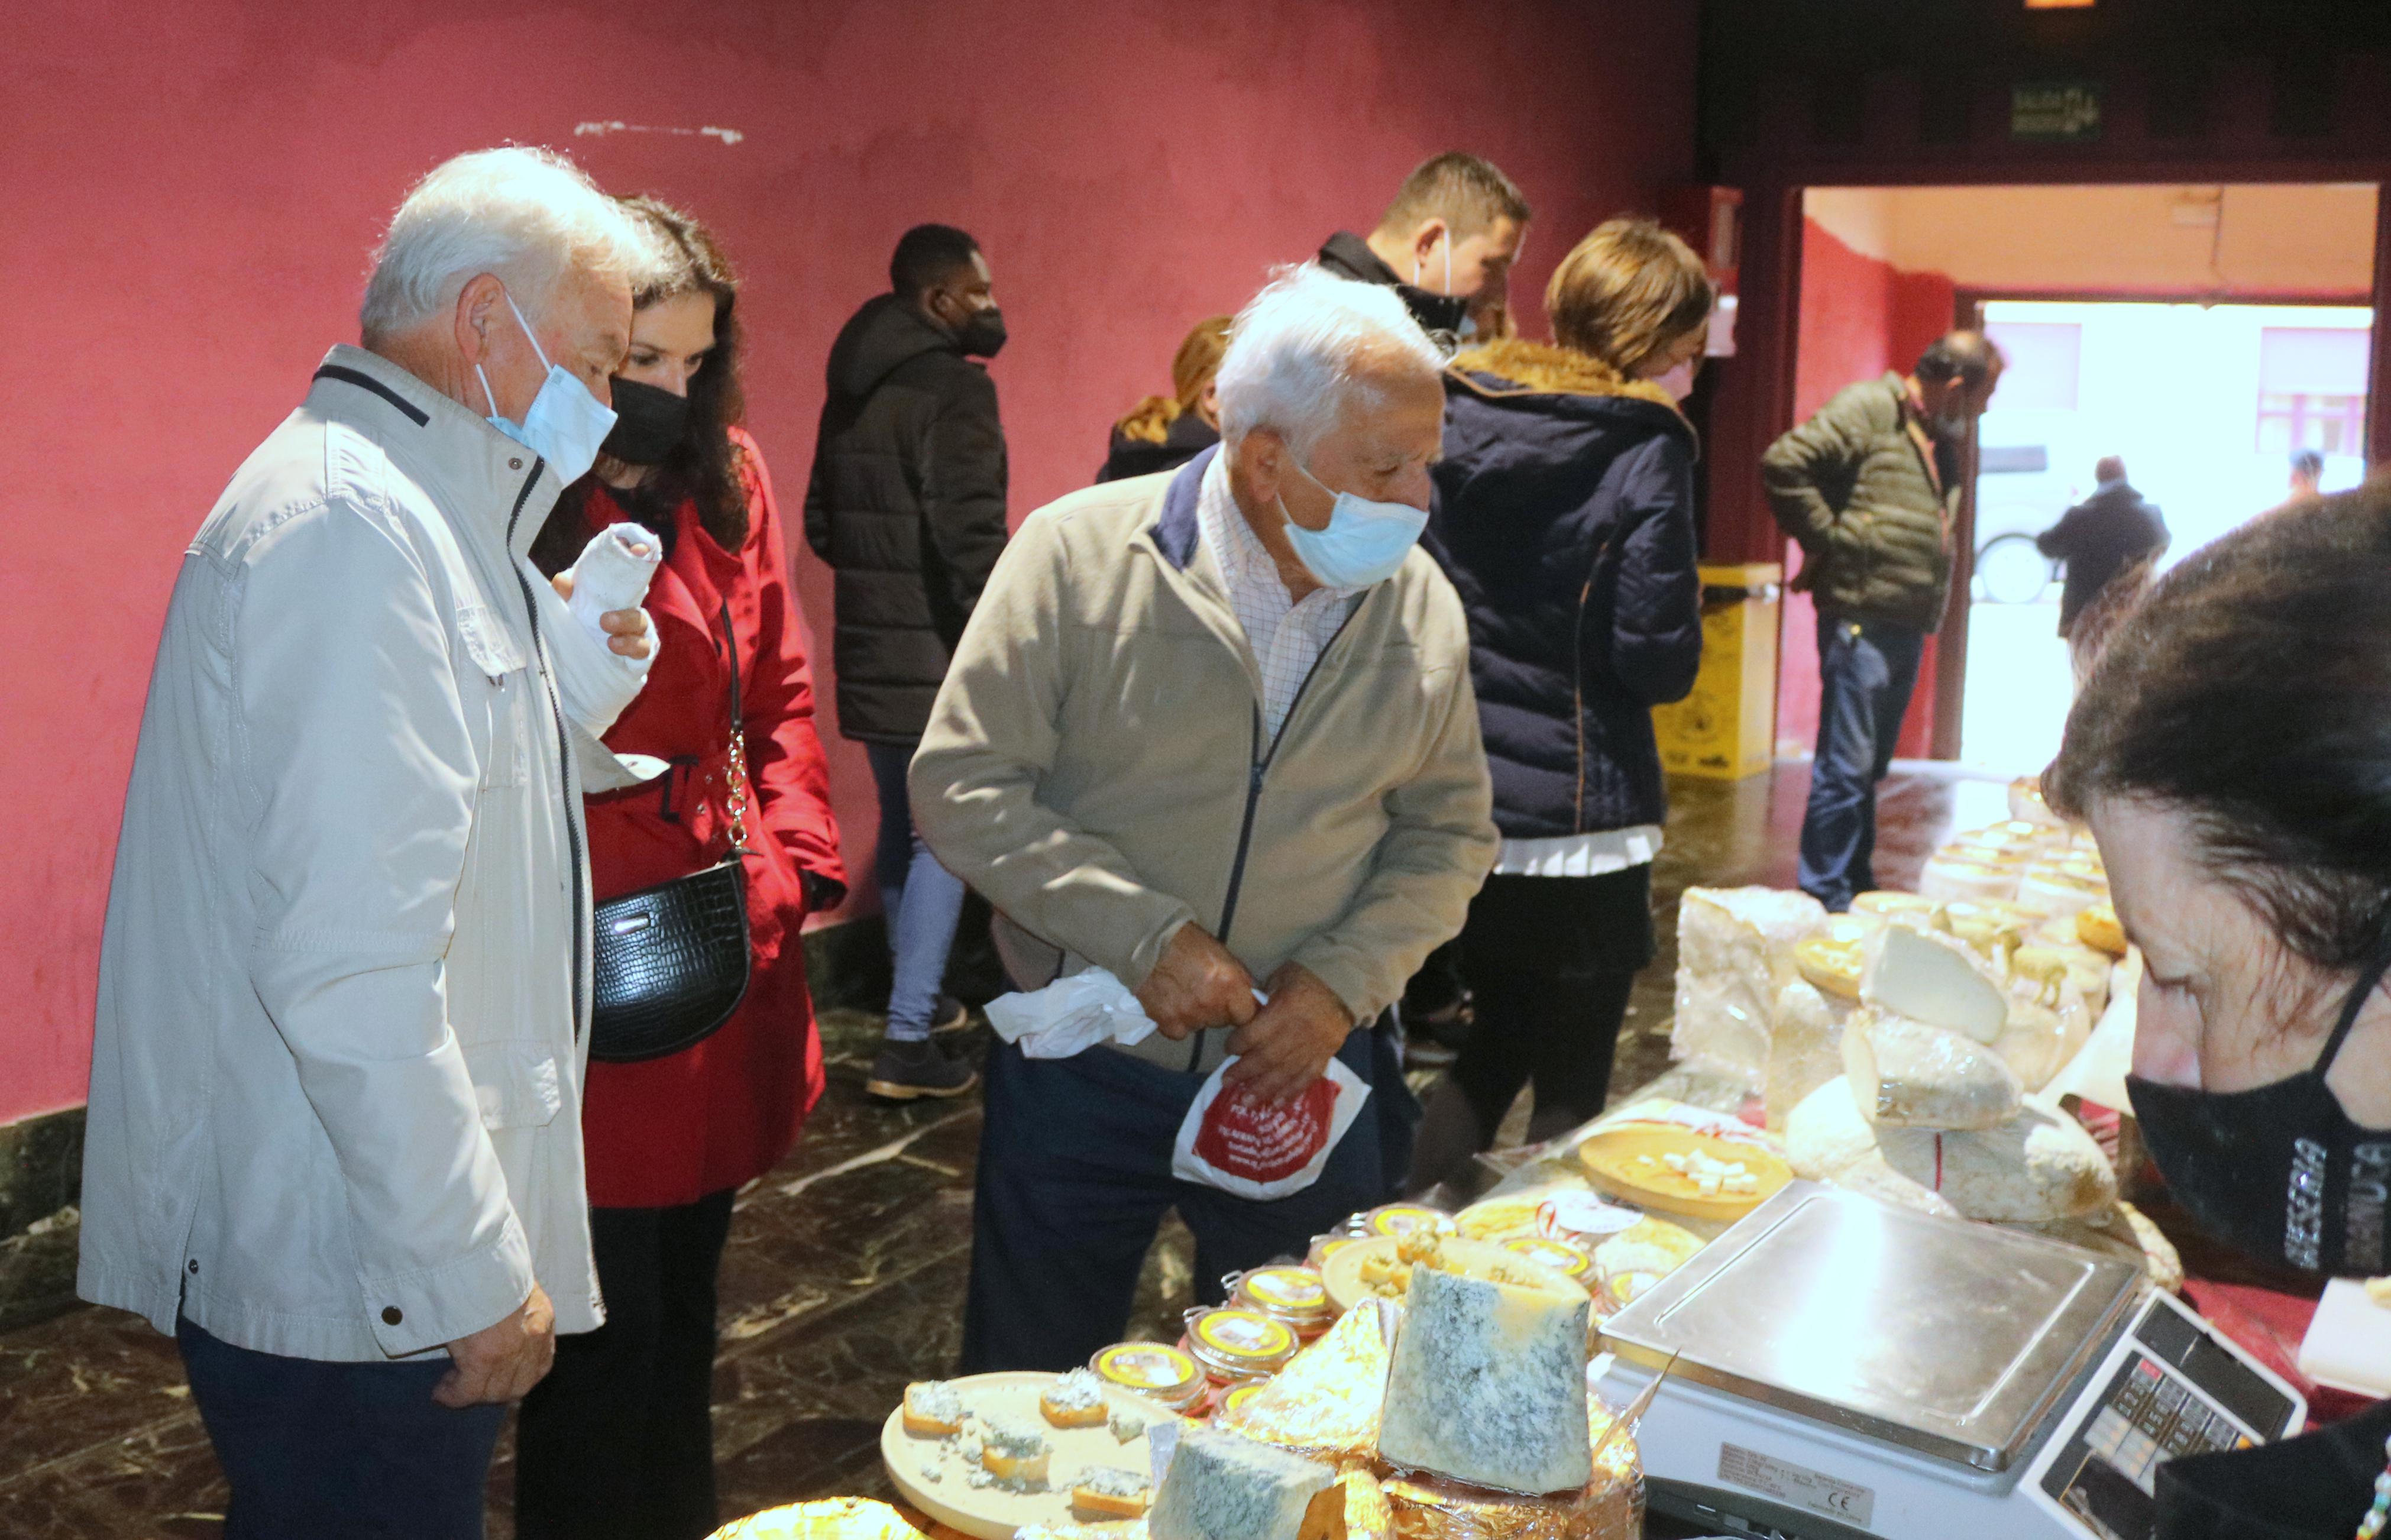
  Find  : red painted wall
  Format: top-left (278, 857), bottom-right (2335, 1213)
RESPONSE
top-left (1773, 218), bottom-right (1954, 761)
top-left (0, 0), bottom-right (1698, 1124)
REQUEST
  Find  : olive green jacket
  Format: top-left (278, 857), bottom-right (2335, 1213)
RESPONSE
top-left (1761, 373), bottom-right (1957, 632)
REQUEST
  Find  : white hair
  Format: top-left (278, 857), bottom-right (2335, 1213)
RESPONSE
top-left (1215, 264), bottom-right (1444, 455)
top-left (358, 146), bottom-right (666, 342)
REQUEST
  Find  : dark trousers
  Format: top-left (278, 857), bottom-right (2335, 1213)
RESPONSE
top-left (515, 1189), bottom-right (736, 1540)
top-left (1797, 614), bottom-right (1926, 911)
top-left (177, 1313), bottom-right (506, 1540)
top-left (960, 1025), bottom-right (1403, 1373)
top-left (1450, 867), bottom-right (1655, 1142)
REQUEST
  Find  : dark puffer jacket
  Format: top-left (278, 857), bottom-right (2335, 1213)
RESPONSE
top-left (1430, 338), bottom-right (1703, 839)
top-left (1760, 372), bottom-right (1957, 632)
top-left (1095, 410), bottom-right (1218, 484)
top-left (804, 293), bottom-right (1008, 743)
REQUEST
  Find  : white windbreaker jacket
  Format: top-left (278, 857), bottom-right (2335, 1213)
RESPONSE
top-left (80, 345), bottom-right (650, 1361)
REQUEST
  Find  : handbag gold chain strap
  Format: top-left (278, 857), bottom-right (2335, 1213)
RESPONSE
top-left (719, 596), bottom-right (753, 857)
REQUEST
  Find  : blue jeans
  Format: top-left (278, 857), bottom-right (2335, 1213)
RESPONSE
top-left (1797, 614), bottom-right (1925, 911)
top-left (177, 1314), bottom-right (506, 1539)
top-left (865, 739), bottom-right (966, 1042)
top-left (960, 1023), bottom-right (1410, 1373)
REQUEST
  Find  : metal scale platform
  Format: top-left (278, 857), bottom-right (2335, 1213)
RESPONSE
top-left (1596, 1183), bottom-right (2307, 1540)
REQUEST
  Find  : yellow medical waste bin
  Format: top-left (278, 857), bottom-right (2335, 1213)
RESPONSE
top-left (1652, 562), bottom-right (1781, 781)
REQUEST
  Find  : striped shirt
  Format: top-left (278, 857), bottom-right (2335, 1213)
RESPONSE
top-left (1195, 452), bottom-right (1363, 743)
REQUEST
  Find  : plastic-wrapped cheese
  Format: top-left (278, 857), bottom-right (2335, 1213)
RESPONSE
top-left (1861, 926), bottom-right (2011, 1044)
top-left (1764, 977), bottom-right (1855, 1130)
top-left (1783, 1076), bottom-right (1959, 1218)
top-left (1989, 990), bottom-right (2096, 1092)
top-left (1377, 1265), bottom-right (1592, 1496)
top-left (1670, 887), bottom-right (1827, 1090)
top-left (1148, 1428), bottom-right (1338, 1540)
top-left (1919, 853), bottom-right (2023, 903)
top-left (1841, 1009), bottom-right (2024, 1130)
top-left (2008, 943), bottom-right (2111, 1018)
top-left (1876, 1093), bottom-right (2118, 1222)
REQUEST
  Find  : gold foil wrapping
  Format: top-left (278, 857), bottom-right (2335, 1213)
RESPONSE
top-left (1214, 1302), bottom-right (1393, 1465)
top-left (1371, 1397), bottom-right (1642, 1540)
top-left (1340, 1469), bottom-right (1395, 1540)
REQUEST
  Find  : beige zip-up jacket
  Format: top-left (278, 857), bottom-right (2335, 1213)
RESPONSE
top-left (911, 448), bottom-right (1498, 1074)
top-left (79, 346), bottom-right (646, 1361)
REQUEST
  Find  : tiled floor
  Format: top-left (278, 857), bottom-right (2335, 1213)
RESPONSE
top-left (0, 762), bottom-right (1990, 1538)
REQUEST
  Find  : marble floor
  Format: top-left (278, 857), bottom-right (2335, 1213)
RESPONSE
top-left (0, 761), bottom-right (1992, 1538)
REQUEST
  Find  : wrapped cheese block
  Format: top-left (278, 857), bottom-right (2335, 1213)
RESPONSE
top-left (1850, 892), bottom-right (1947, 928)
top-left (2008, 775), bottom-right (2064, 828)
top-left (1783, 1077), bottom-right (1959, 1217)
top-left (1672, 888), bottom-right (1830, 1075)
top-left (1841, 1009), bottom-right (2024, 1130)
top-left (1876, 1093), bottom-right (2118, 1222)
top-left (1989, 990), bottom-right (2096, 1092)
top-left (1214, 1302), bottom-right (1391, 1465)
top-left (2076, 902), bottom-right (2127, 958)
top-left (1670, 888), bottom-right (1827, 1089)
top-left (1381, 1396), bottom-right (1640, 1540)
top-left (1148, 1428), bottom-right (1339, 1540)
top-left (1377, 1266), bottom-right (1592, 1496)
top-left (2008, 943), bottom-right (2111, 1018)
top-left (2018, 867), bottom-right (2107, 920)
top-left (1918, 853), bottom-right (2023, 904)
top-left (708, 1499), bottom-right (928, 1540)
top-left (1763, 977), bottom-right (1854, 1130)
top-left (1861, 926), bottom-right (2011, 1044)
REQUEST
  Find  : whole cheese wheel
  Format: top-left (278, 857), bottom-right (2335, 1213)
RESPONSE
top-left (1919, 855), bottom-right (2023, 904)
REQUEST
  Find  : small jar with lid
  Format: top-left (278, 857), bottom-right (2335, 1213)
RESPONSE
top-left (1214, 1380), bottom-right (1269, 1420)
top-left (1497, 1233), bottom-right (1596, 1289)
top-left (1305, 1232), bottom-right (1366, 1272)
top-left (1358, 1203), bottom-right (1457, 1240)
top-left (1179, 1305), bottom-right (1300, 1385)
top-left (1088, 1340), bottom-right (1206, 1413)
top-left (1226, 1264), bottom-right (1335, 1338)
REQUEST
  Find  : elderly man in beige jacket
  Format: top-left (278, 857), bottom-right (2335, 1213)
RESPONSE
top-left (914, 266), bottom-right (1497, 1372)
top-left (79, 148), bottom-right (666, 1538)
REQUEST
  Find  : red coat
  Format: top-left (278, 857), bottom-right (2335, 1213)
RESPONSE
top-left (574, 431), bottom-right (846, 1208)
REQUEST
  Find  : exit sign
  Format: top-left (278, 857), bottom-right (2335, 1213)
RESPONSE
top-left (2012, 80), bottom-right (2104, 141)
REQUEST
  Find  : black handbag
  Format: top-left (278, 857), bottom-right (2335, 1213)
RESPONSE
top-left (587, 600), bottom-right (756, 1063)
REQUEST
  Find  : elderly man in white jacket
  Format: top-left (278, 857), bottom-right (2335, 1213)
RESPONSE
top-left (79, 147), bottom-right (669, 1539)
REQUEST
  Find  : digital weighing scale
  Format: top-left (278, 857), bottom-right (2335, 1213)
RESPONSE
top-left (1596, 1183), bottom-right (2306, 1540)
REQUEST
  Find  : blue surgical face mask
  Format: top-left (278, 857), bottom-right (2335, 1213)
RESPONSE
top-left (475, 289), bottom-right (617, 485)
top-left (1277, 458), bottom-right (1428, 590)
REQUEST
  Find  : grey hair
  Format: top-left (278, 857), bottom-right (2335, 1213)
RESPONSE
top-left (358, 147), bottom-right (667, 342)
top-left (1215, 264), bottom-right (1444, 456)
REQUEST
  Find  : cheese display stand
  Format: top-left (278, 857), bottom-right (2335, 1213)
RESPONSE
top-left (708, 783), bottom-right (2324, 1540)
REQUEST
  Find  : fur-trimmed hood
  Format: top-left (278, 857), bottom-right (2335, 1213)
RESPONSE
top-left (1448, 337), bottom-right (1680, 408)
top-left (1444, 337), bottom-right (1697, 458)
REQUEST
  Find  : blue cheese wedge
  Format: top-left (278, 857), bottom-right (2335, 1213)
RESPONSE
top-left (1148, 1427), bottom-right (1336, 1540)
top-left (1376, 1264), bottom-right (1593, 1495)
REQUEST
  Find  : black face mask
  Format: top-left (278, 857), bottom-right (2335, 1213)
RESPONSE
top-left (952, 305), bottom-right (1007, 360)
top-left (2127, 947), bottom-right (2391, 1276)
top-left (600, 376), bottom-right (692, 466)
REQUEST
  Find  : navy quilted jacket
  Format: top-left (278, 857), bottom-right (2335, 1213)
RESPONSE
top-left (1428, 338), bottom-right (1703, 840)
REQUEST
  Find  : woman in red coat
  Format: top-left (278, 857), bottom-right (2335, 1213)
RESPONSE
top-left (515, 197), bottom-right (847, 1540)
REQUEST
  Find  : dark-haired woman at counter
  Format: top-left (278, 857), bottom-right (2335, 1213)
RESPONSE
top-left (2044, 487), bottom-right (2391, 1539)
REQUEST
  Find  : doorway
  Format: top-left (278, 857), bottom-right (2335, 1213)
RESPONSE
top-left (1963, 299), bottom-right (2373, 771)
top-left (1775, 182), bottom-right (2380, 774)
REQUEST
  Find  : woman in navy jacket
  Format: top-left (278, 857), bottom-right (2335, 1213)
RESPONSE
top-left (1410, 219), bottom-right (1714, 1190)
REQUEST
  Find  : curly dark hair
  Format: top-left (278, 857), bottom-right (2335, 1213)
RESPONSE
top-left (533, 195), bottom-right (748, 574)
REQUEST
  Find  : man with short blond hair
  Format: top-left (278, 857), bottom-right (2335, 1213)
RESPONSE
top-left (913, 266), bottom-right (1497, 1371)
top-left (81, 145), bottom-right (665, 1537)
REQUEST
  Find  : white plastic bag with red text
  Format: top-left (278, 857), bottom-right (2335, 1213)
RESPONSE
top-left (1170, 1056), bottom-right (1371, 1200)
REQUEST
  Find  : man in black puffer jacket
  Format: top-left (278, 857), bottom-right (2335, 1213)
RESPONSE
top-left (805, 224), bottom-right (1008, 1098)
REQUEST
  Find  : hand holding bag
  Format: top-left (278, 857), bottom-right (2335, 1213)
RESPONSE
top-left (587, 599), bottom-right (755, 1063)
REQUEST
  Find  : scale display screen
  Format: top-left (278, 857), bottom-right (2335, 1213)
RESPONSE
top-left (2036, 1298), bottom-right (2301, 1539)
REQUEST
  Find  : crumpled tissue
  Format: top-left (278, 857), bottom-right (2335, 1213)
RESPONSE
top-left (983, 969), bottom-right (1163, 1059)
